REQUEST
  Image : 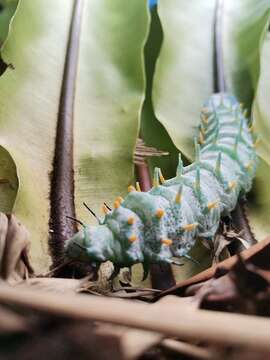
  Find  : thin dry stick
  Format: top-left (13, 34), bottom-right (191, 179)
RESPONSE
top-left (39, 260), bottom-right (74, 277)
top-left (135, 163), bottom-right (176, 290)
top-left (161, 339), bottom-right (215, 360)
top-left (0, 283), bottom-right (270, 351)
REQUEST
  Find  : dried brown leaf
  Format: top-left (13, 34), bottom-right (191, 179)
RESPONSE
top-left (213, 234), bottom-right (231, 263)
top-left (187, 258), bottom-right (270, 316)
top-left (0, 213), bottom-right (33, 284)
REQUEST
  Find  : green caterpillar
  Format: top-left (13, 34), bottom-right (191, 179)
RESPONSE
top-left (65, 93), bottom-right (257, 278)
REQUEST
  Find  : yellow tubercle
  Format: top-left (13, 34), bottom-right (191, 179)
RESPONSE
top-left (159, 172), bottom-right (165, 184)
top-left (183, 223), bottom-right (198, 232)
top-left (114, 200), bottom-right (120, 209)
top-left (127, 216), bottom-right (135, 225)
top-left (207, 201), bottom-right (218, 210)
top-left (245, 161), bottom-right (253, 171)
top-left (201, 115), bottom-right (208, 125)
top-left (135, 182), bottom-right (141, 192)
top-left (175, 193), bottom-right (182, 204)
top-left (228, 180), bottom-right (237, 190)
top-left (128, 234), bottom-right (137, 243)
top-left (116, 196), bottom-right (124, 203)
top-left (155, 208), bottom-right (165, 219)
top-left (161, 238), bottom-right (173, 246)
top-left (199, 131), bottom-right (204, 145)
top-left (128, 185), bottom-right (136, 193)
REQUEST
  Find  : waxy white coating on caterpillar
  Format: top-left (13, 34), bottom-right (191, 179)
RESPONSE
top-left (65, 93), bottom-right (257, 277)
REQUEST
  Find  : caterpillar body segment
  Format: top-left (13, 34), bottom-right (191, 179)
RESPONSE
top-left (65, 93), bottom-right (257, 273)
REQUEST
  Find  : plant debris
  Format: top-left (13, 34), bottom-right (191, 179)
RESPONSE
top-left (158, 237), bottom-right (270, 298)
top-left (0, 213), bottom-right (33, 285)
top-left (186, 257), bottom-right (270, 316)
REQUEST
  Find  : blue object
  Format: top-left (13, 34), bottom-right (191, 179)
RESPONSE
top-left (149, 0), bottom-right (158, 9)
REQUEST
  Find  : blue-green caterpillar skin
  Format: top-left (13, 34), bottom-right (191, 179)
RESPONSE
top-left (65, 93), bottom-right (257, 276)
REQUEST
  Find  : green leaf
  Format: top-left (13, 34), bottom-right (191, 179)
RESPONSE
top-left (152, 0), bottom-right (216, 162)
top-left (0, 0), bottom-right (74, 272)
top-left (138, 0), bottom-right (270, 281)
top-left (221, 0), bottom-right (270, 240)
top-left (0, 146), bottom-right (18, 213)
top-left (253, 33), bottom-right (270, 168)
top-left (223, 0), bottom-right (270, 108)
top-left (140, 1), bottom-right (217, 279)
top-left (0, 0), bottom-right (149, 272)
top-left (248, 159), bottom-right (270, 241)
top-left (141, 6), bottom-right (180, 180)
top-left (0, 0), bottom-right (18, 46)
top-left (249, 33), bottom-right (270, 239)
top-left (73, 0), bottom-right (149, 225)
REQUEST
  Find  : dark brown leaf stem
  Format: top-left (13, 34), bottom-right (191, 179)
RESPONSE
top-left (135, 163), bottom-right (176, 290)
top-left (49, 0), bottom-right (84, 266)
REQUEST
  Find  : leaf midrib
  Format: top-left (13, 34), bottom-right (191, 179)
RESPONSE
top-left (49, 0), bottom-right (84, 265)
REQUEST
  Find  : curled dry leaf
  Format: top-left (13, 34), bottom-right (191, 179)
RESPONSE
top-left (0, 213), bottom-right (33, 284)
top-left (212, 234), bottom-right (231, 264)
top-left (212, 223), bottom-right (250, 264)
top-left (184, 256), bottom-right (270, 316)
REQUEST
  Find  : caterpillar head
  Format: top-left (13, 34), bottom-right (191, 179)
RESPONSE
top-left (65, 203), bottom-right (145, 267)
top-left (65, 225), bottom-right (114, 263)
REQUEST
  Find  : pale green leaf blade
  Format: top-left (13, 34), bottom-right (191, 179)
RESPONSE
top-left (253, 34), bottom-right (270, 167)
top-left (249, 33), bottom-right (270, 240)
top-left (223, 0), bottom-right (270, 107)
top-left (74, 0), bottom-right (150, 223)
top-left (152, 0), bottom-right (216, 161)
top-left (0, 0), bottom-right (150, 274)
top-left (0, 146), bottom-right (18, 212)
top-left (0, 0), bottom-right (73, 272)
top-left (0, 0), bottom-right (18, 46)
top-left (142, 1), bottom-right (217, 280)
top-left (222, 1), bottom-right (270, 239)
top-left (141, 6), bottom-right (179, 180)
